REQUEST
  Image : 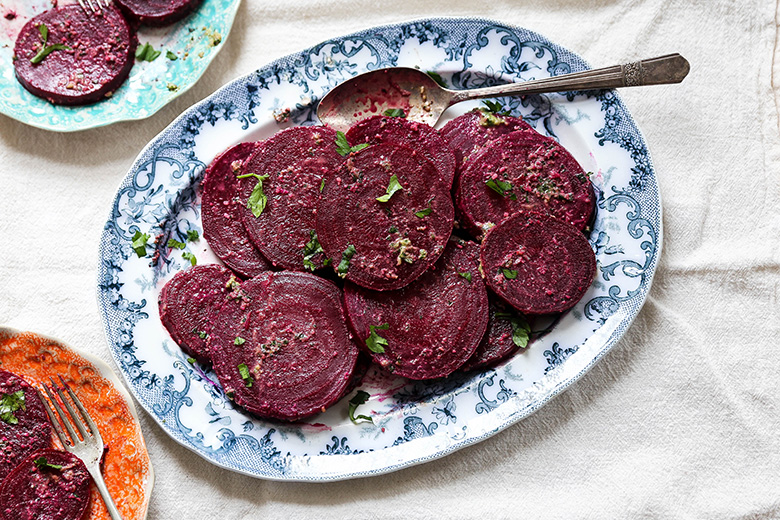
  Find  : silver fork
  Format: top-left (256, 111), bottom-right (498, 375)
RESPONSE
top-left (77, 0), bottom-right (111, 14)
top-left (39, 377), bottom-right (123, 520)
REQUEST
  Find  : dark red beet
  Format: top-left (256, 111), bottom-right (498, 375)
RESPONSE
top-left (456, 131), bottom-right (595, 238)
top-left (158, 264), bottom-right (240, 363)
top-left (113, 0), bottom-right (202, 26)
top-left (344, 239), bottom-right (488, 380)
top-left (0, 449), bottom-right (91, 520)
top-left (346, 115), bottom-right (456, 187)
top-left (201, 142), bottom-right (273, 278)
top-left (13, 5), bottom-right (136, 106)
top-left (238, 126), bottom-right (344, 272)
top-left (316, 142), bottom-right (454, 291)
top-left (480, 213), bottom-right (596, 315)
top-left (461, 296), bottom-right (530, 371)
top-left (440, 109), bottom-right (534, 172)
top-left (0, 371), bottom-right (52, 481)
top-left (208, 271), bottom-right (360, 421)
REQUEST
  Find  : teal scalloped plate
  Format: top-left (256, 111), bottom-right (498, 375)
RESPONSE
top-left (0, 0), bottom-right (240, 132)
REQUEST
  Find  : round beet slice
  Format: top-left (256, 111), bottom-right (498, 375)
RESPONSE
top-left (0, 449), bottom-right (91, 520)
top-left (344, 239), bottom-right (488, 380)
top-left (481, 213), bottom-right (596, 315)
top-left (317, 142), bottom-right (454, 291)
top-left (346, 115), bottom-right (456, 187)
top-left (13, 5), bottom-right (136, 106)
top-left (440, 109), bottom-right (534, 172)
top-left (461, 296), bottom-right (531, 371)
top-left (456, 130), bottom-right (596, 238)
top-left (202, 141), bottom-right (273, 278)
top-left (238, 126), bottom-right (344, 272)
top-left (0, 370), bottom-right (52, 481)
top-left (208, 271), bottom-right (360, 421)
top-left (158, 264), bottom-right (240, 363)
top-left (114, 0), bottom-right (202, 26)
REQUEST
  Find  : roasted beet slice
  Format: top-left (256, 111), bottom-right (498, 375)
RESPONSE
top-left (346, 115), bottom-right (456, 187)
top-left (317, 142), bottom-right (454, 291)
top-left (0, 370), bottom-right (52, 481)
top-left (208, 271), bottom-right (360, 421)
top-left (13, 5), bottom-right (136, 106)
top-left (238, 126), bottom-right (343, 272)
top-left (481, 213), bottom-right (596, 315)
top-left (440, 109), bottom-right (534, 172)
top-left (456, 131), bottom-right (595, 238)
top-left (158, 264), bottom-right (240, 363)
top-left (0, 449), bottom-right (91, 520)
top-left (202, 142), bottom-right (273, 278)
top-left (114, 0), bottom-right (202, 26)
top-left (461, 296), bottom-right (531, 371)
top-left (344, 239), bottom-right (488, 380)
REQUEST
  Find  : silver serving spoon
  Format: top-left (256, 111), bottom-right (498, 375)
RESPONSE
top-left (317, 53), bottom-right (689, 132)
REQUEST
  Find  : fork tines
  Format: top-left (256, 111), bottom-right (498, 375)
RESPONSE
top-left (77, 0), bottom-right (111, 14)
top-left (40, 376), bottom-right (102, 450)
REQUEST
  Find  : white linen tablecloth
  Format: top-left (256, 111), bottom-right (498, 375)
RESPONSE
top-left (1, 0), bottom-right (779, 517)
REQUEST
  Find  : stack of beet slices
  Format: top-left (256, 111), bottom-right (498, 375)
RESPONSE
top-left (13, 0), bottom-right (202, 105)
top-left (0, 370), bottom-right (92, 520)
top-left (159, 107), bottom-right (598, 422)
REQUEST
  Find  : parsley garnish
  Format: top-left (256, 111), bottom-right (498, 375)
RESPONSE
top-left (365, 323), bottom-right (389, 353)
top-left (336, 244), bottom-right (356, 278)
top-left (166, 50), bottom-right (178, 61)
top-left (136, 42), bottom-right (161, 62)
top-left (426, 70), bottom-right (447, 88)
top-left (302, 230), bottom-right (324, 271)
top-left (383, 108), bottom-right (406, 118)
top-left (335, 131), bottom-right (369, 157)
top-left (30, 24), bottom-right (69, 64)
top-left (495, 312), bottom-right (531, 348)
top-left (319, 178), bottom-right (325, 192)
top-left (234, 337), bottom-right (246, 346)
top-left (376, 175), bottom-right (403, 203)
top-left (459, 272), bottom-right (472, 282)
top-left (187, 357), bottom-right (196, 364)
top-left (33, 457), bottom-right (62, 471)
top-left (348, 390), bottom-right (373, 424)
top-left (481, 100), bottom-right (511, 116)
top-left (186, 230), bottom-right (200, 242)
top-left (236, 173), bottom-right (270, 217)
top-left (182, 252), bottom-right (197, 266)
top-left (237, 363), bottom-right (253, 387)
top-left (500, 267), bottom-right (518, 280)
top-left (0, 390), bottom-right (25, 425)
top-left (415, 206), bottom-right (432, 218)
top-left (131, 231), bottom-right (150, 258)
top-left (167, 238), bottom-right (186, 250)
top-left (195, 330), bottom-right (207, 339)
top-left (485, 179), bottom-right (517, 200)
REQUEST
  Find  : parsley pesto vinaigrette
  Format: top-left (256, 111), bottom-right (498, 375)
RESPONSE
top-left (98, 18), bottom-right (660, 480)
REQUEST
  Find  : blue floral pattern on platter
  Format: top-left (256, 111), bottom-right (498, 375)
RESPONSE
top-left (97, 18), bottom-right (661, 481)
top-left (0, 0), bottom-right (240, 132)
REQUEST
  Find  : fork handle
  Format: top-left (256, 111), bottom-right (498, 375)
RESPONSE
top-left (448, 53), bottom-right (690, 104)
top-left (85, 462), bottom-right (124, 520)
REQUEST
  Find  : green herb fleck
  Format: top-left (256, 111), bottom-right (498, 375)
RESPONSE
top-left (495, 312), bottom-right (531, 348)
top-left (336, 244), bottom-right (356, 278)
top-left (383, 108), bottom-right (406, 118)
top-left (319, 178), bottom-right (325, 192)
top-left (131, 231), bottom-right (150, 258)
top-left (33, 457), bottom-right (62, 471)
top-left (388, 226), bottom-right (398, 233)
top-left (348, 390), bottom-right (373, 424)
top-left (485, 179), bottom-right (517, 200)
top-left (166, 50), bottom-right (178, 61)
top-left (481, 100), bottom-right (511, 116)
top-left (376, 175), bottom-right (403, 203)
top-left (302, 230), bottom-right (324, 271)
top-left (236, 173), bottom-right (270, 217)
top-left (167, 238), bottom-right (186, 250)
top-left (415, 206), bottom-right (432, 218)
top-left (187, 357), bottom-right (196, 364)
top-left (459, 271), bottom-right (472, 282)
top-left (335, 131), bottom-right (369, 157)
top-left (186, 229), bottom-right (200, 242)
top-left (136, 42), bottom-right (161, 62)
top-left (234, 337), bottom-right (246, 346)
top-left (167, 83), bottom-right (179, 92)
top-left (500, 267), bottom-right (518, 280)
top-left (182, 252), bottom-right (197, 266)
top-left (237, 363), bottom-right (253, 387)
top-left (0, 390), bottom-right (25, 425)
top-left (426, 70), bottom-right (447, 88)
top-left (195, 330), bottom-right (207, 339)
top-left (30, 23), bottom-right (69, 64)
top-left (365, 323), bottom-right (389, 354)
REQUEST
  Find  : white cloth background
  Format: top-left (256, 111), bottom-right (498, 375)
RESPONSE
top-left (2, 0), bottom-right (779, 518)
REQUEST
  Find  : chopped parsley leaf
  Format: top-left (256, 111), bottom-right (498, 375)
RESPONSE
top-left (302, 230), bottom-right (324, 271)
top-left (335, 131), bottom-right (370, 156)
top-left (131, 231), bottom-right (150, 258)
top-left (348, 390), bottom-right (373, 424)
top-left (383, 108), bottom-right (406, 118)
top-left (33, 457), bottom-right (62, 471)
top-left (495, 312), bottom-right (531, 348)
top-left (167, 238), bottom-right (186, 250)
top-left (30, 24), bottom-right (69, 64)
top-left (481, 100), bottom-right (511, 116)
top-left (365, 323), bottom-right (389, 353)
top-left (187, 357), bottom-right (196, 364)
top-left (136, 42), bottom-right (161, 62)
top-left (236, 173), bottom-right (270, 217)
top-left (376, 175), bottom-right (403, 203)
top-left (319, 178), bottom-right (325, 192)
top-left (426, 70), bottom-right (447, 88)
top-left (182, 252), bottom-right (197, 266)
top-left (186, 229), bottom-right (200, 242)
top-left (336, 244), bottom-right (356, 278)
top-left (500, 267), bottom-right (518, 280)
top-left (415, 206), bottom-right (432, 218)
top-left (459, 271), bottom-right (472, 282)
top-left (485, 179), bottom-right (517, 200)
top-left (166, 50), bottom-right (178, 61)
top-left (234, 337), bottom-right (246, 346)
top-left (195, 330), bottom-right (207, 339)
top-left (237, 363), bottom-right (253, 387)
top-left (388, 226), bottom-right (398, 233)
top-left (0, 390), bottom-right (25, 425)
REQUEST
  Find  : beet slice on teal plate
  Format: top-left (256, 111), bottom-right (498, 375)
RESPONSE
top-left (114, 0), bottom-right (202, 26)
